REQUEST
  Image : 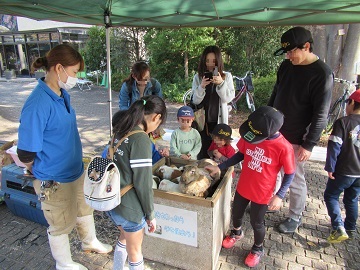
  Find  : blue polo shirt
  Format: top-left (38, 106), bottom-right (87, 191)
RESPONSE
top-left (17, 79), bottom-right (83, 182)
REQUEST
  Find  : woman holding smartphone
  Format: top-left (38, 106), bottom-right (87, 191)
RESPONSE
top-left (191, 45), bottom-right (235, 159)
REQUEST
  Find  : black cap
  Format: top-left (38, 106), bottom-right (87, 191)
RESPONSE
top-left (212, 123), bottom-right (233, 140)
top-left (239, 106), bottom-right (284, 144)
top-left (274, 27), bottom-right (313, 56)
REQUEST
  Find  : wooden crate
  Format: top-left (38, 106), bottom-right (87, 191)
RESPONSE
top-left (143, 157), bottom-right (233, 270)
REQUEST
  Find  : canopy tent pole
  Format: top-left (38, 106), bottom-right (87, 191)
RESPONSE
top-left (104, 11), bottom-right (113, 137)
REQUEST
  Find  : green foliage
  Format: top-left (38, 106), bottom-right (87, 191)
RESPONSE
top-left (253, 75), bottom-right (277, 107)
top-left (83, 26), bottom-right (286, 107)
top-left (110, 27), bottom-right (149, 75)
top-left (144, 28), bottom-right (215, 82)
top-left (83, 26), bottom-right (106, 72)
top-left (216, 26), bottom-right (290, 77)
top-left (210, 75), bottom-right (277, 112)
top-left (162, 77), bottom-right (194, 103)
top-left (111, 72), bottom-right (128, 92)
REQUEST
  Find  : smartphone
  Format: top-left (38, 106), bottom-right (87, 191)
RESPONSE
top-left (213, 66), bottom-right (219, 76)
top-left (204, 71), bottom-right (213, 80)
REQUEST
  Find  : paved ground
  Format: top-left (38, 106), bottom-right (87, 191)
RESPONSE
top-left (0, 78), bottom-right (359, 270)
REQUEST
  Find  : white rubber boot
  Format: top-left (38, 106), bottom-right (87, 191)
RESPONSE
top-left (48, 233), bottom-right (88, 270)
top-left (76, 215), bottom-right (113, 254)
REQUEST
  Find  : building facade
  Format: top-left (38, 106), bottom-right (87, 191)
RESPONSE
top-left (0, 15), bottom-right (89, 76)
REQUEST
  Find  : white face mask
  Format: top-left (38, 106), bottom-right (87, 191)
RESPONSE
top-left (58, 66), bottom-right (78, 90)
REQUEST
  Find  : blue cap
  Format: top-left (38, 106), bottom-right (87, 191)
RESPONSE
top-left (177, 106), bottom-right (194, 118)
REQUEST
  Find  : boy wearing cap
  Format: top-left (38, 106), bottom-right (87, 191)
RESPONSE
top-left (207, 123), bottom-right (236, 164)
top-left (206, 106), bottom-right (295, 267)
top-left (324, 89), bottom-right (360, 243)
top-left (170, 106), bottom-right (201, 160)
top-left (269, 26), bottom-right (333, 233)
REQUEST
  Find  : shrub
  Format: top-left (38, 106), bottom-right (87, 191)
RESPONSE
top-left (232, 75), bottom-right (276, 112)
top-left (253, 75), bottom-right (277, 107)
top-left (162, 77), bottom-right (193, 103)
top-left (111, 72), bottom-right (127, 92)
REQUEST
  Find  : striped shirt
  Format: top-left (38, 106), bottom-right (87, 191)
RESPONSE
top-left (112, 127), bottom-right (155, 224)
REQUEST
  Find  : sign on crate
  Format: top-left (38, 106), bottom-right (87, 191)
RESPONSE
top-left (145, 203), bottom-right (198, 247)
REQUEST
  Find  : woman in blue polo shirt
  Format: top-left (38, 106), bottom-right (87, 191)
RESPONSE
top-left (17, 44), bottom-right (111, 270)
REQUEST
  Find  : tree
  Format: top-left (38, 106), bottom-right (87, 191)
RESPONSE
top-left (82, 26), bottom-right (106, 72)
top-left (216, 26), bottom-right (289, 77)
top-left (111, 27), bottom-right (148, 74)
top-left (336, 24), bottom-right (360, 83)
top-left (144, 28), bottom-right (215, 82)
top-left (310, 24), bottom-right (360, 101)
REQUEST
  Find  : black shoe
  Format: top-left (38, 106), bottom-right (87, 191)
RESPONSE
top-left (266, 206), bottom-right (279, 214)
top-left (346, 229), bottom-right (356, 240)
top-left (278, 218), bottom-right (301, 233)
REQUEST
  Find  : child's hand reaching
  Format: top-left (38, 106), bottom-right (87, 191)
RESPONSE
top-left (205, 165), bottom-right (220, 178)
top-left (268, 195), bottom-right (282, 211)
top-left (213, 149), bottom-right (222, 159)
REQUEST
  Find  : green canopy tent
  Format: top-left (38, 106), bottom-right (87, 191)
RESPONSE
top-left (1, 0), bottom-right (360, 135)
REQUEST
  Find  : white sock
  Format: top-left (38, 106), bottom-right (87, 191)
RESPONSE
top-left (113, 240), bottom-right (127, 270)
top-left (129, 256), bottom-right (144, 270)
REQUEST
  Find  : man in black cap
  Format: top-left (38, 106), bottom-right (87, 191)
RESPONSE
top-left (269, 26), bottom-right (334, 233)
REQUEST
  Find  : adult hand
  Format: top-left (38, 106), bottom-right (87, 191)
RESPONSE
top-left (297, 146), bottom-right (311, 162)
top-left (212, 74), bottom-right (223, 85)
top-left (201, 76), bottom-right (212, 89)
top-left (24, 161), bottom-right (34, 174)
top-left (205, 165), bottom-right (220, 178)
top-left (328, 172), bottom-right (335, 179)
top-left (147, 218), bottom-right (156, 233)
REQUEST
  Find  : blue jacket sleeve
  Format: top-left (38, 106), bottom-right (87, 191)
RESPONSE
top-left (152, 142), bottom-right (162, 164)
top-left (276, 173), bottom-right (295, 199)
top-left (324, 140), bottom-right (341, 172)
top-left (119, 82), bottom-right (130, 110)
top-left (218, 152), bottom-right (244, 170)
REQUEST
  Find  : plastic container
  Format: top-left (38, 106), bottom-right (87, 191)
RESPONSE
top-left (6, 146), bottom-right (26, 167)
top-left (1, 163), bottom-right (48, 226)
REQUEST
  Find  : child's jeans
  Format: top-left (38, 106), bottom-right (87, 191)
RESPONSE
top-left (324, 174), bottom-right (360, 231)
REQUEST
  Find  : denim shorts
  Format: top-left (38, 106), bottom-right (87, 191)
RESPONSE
top-left (107, 210), bottom-right (146, 232)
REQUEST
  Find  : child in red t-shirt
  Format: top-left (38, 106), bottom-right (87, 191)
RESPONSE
top-left (207, 123), bottom-right (236, 164)
top-left (206, 106), bottom-right (295, 268)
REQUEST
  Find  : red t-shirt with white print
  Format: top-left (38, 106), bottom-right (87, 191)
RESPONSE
top-left (236, 134), bottom-right (295, 204)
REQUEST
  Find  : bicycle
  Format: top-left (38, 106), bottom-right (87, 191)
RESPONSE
top-left (230, 71), bottom-right (255, 112)
top-left (325, 78), bottom-right (358, 133)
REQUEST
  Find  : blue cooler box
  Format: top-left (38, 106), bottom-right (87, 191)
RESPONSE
top-left (1, 164), bottom-right (48, 226)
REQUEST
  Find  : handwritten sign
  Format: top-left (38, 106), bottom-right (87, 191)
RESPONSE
top-left (145, 203), bottom-right (198, 247)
